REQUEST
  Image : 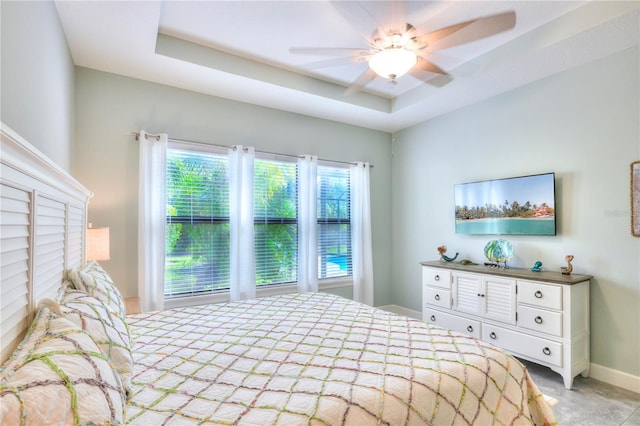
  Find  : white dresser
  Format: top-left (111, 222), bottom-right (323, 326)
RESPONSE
top-left (421, 260), bottom-right (592, 389)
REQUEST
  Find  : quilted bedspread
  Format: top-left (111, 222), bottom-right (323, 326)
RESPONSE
top-left (125, 292), bottom-right (556, 425)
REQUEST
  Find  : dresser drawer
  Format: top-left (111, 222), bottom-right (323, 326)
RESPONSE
top-left (483, 324), bottom-right (562, 367)
top-left (425, 288), bottom-right (451, 309)
top-left (423, 267), bottom-right (451, 289)
top-left (518, 305), bottom-right (563, 337)
top-left (518, 280), bottom-right (562, 310)
top-left (424, 308), bottom-right (481, 338)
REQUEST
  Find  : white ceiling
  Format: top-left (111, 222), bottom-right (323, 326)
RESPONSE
top-left (55, 1), bottom-right (639, 132)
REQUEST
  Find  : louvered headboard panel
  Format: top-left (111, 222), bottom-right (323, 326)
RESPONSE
top-left (0, 124), bottom-right (92, 363)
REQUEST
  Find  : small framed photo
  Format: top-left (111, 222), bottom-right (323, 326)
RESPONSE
top-left (632, 161), bottom-right (640, 237)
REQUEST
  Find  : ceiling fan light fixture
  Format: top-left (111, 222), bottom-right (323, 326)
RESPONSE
top-left (368, 47), bottom-right (417, 80)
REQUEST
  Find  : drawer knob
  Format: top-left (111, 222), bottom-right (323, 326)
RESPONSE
top-left (467, 325), bottom-right (474, 332)
top-left (430, 315), bottom-right (436, 321)
top-left (434, 294), bottom-right (440, 301)
top-left (434, 275), bottom-right (440, 281)
top-left (489, 332), bottom-right (497, 339)
top-left (534, 290), bottom-right (543, 298)
top-left (535, 316), bottom-right (543, 324)
top-left (542, 347), bottom-right (551, 356)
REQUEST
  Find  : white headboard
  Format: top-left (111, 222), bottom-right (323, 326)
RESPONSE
top-left (0, 124), bottom-right (92, 363)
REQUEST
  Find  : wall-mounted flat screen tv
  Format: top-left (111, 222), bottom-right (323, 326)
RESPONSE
top-left (454, 172), bottom-right (556, 235)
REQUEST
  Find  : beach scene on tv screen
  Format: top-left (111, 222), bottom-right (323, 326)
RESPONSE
top-left (454, 173), bottom-right (555, 235)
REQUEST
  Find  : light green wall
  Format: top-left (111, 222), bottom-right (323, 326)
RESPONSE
top-left (74, 67), bottom-right (393, 306)
top-left (391, 47), bottom-right (640, 376)
top-left (0, 1), bottom-right (74, 171)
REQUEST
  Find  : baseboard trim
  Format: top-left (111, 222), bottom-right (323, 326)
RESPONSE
top-left (589, 363), bottom-right (640, 394)
top-left (377, 305), bottom-right (640, 394)
top-left (377, 304), bottom-right (422, 320)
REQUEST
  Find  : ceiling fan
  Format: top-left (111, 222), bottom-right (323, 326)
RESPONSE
top-left (290, 8), bottom-right (516, 95)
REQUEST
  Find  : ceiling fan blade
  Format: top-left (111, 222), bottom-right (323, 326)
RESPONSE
top-left (408, 67), bottom-right (453, 88)
top-left (331, 1), bottom-right (410, 45)
top-left (301, 56), bottom-right (368, 69)
top-left (330, 1), bottom-right (384, 40)
top-left (344, 68), bottom-right (377, 96)
top-left (388, 2), bottom-right (408, 34)
top-left (409, 57), bottom-right (451, 87)
top-left (414, 57), bottom-right (449, 75)
top-left (423, 10), bottom-right (516, 51)
top-left (289, 47), bottom-right (370, 57)
top-left (419, 20), bottom-right (476, 46)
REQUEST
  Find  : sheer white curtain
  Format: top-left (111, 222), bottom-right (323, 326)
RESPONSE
top-left (138, 130), bottom-right (168, 312)
top-left (229, 145), bottom-right (256, 301)
top-left (297, 155), bottom-right (318, 293)
top-left (350, 162), bottom-right (374, 306)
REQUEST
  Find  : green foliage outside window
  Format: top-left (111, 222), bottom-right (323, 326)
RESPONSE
top-left (254, 159), bottom-right (297, 285)
top-left (165, 150), bottom-right (230, 296)
top-left (164, 148), bottom-right (351, 297)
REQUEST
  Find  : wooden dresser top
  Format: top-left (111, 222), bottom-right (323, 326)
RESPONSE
top-left (420, 260), bottom-right (593, 285)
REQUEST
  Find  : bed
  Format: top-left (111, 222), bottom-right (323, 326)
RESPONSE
top-left (0, 125), bottom-right (556, 425)
top-left (125, 292), bottom-right (555, 425)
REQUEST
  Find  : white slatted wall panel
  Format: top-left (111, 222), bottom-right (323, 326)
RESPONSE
top-left (0, 183), bottom-right (32, 363)
top-left (67, 204), bottom-right (85, 269)
top-left (0, 124), bottom-right (92, 364)
top-left (33, 195), bottom-right (67, 303)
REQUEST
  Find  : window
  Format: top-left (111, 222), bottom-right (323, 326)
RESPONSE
top-left (164, 144), bottom-right (352, 298)
top-left (165, 145), bottom-right (230, 297)
top-left (254, 157), bottom-right (298, 285)
top-left (317, 165), bottom-right (351, 279)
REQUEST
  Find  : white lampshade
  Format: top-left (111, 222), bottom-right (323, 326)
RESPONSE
top-left (368, 47), bottom-right (417, 80)
top-left (87, 226), bottom-right (110, 261)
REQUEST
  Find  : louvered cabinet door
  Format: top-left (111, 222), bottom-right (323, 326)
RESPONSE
top-left (0, 183), bottom-right (32, 362)
top-left (452, 272), bottom-right (482, 316)
top-left (483, 276), bottom-right (516, 325)
top-left (454, 272), bottom-right (516, 324)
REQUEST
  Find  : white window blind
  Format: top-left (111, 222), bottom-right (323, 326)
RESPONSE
top-left (254, 157), bottom-right (297, 285)
top-left (165, 146), bottom-right (230, 297)
top-left (163, 144), bottom-right (355, 299)
top-left (317, 165), bottom-right (352, 279)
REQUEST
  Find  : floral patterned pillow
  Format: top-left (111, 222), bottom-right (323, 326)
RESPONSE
top-left (0, 305), bottom-right (126, 425)
top-left (68, 261), bottom-right (127, 319)
top-left (60, 290), bottom-right (134, 392)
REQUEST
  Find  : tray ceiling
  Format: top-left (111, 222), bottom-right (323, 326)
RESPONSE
top-left (56, 1), bottom-right (639, 132)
